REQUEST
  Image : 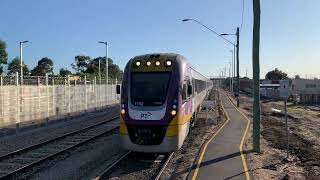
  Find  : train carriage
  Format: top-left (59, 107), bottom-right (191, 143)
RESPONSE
top-left (118, 53), bottom-right (212, 152)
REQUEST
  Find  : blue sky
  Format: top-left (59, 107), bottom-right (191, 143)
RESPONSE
top-left (1, 0), bottom-right (319, 78)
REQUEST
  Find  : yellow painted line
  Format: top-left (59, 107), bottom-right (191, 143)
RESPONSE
top-left (192, 97), bottom-right (230, 180)
top-left (224, 92), bottom-right (251, 180)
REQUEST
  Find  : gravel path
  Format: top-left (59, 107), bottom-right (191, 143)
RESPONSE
top-left (0, 106), bottom-right (119, 157)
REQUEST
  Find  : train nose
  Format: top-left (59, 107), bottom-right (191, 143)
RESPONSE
top-left (127, 125), bottom-right (167, 145)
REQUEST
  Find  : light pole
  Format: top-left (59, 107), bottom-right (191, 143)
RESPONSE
top-left (229, 50), bottom-right (234, 93)
top-left (229, 61), bottom-right (232, 92)
top-left (182, 18), bottom-right (238, 97)
top-left (98, 41), bottom-right (108, 103)
top-left (221, 27), bottom-right (240, 107)
top-left (19, 40), bottom-right (29, 85)
top-left (182, 18), bottom-right (236, 45)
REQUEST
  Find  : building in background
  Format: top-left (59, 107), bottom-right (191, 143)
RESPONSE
top-left (260, 80), bottom-right (290, 99)
top-left (292, 79), bottom-right (320, 105)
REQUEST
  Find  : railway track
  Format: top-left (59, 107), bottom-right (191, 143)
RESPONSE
top-left (96, 151), bottom-right (174, 180)
top-left (0, 116), bottom-right (119, 179)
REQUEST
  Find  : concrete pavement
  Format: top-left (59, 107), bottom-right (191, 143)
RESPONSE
top-left (189, 92), bottom-right (252, 180)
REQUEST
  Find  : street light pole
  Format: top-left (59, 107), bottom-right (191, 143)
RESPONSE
top-left (19, 41), bottom-right (29, 85)
top-left (234, 45), bottom-right (236, 81)
top-left (230, 50), bottom-right (234, 93)
top-left (236, 27), bottom-right (240, 107)
top-left (229, 61), bottom-right (232, 92)
top-left (182, 18), bottom-right (239, 96)
top-left (221, 28), bottom-right (240, 107)
top-left (98, 59), bottom-right (101, 84)
top-left (182, 19), bottom-right (235, 45)
top-left (98, 41), bottom-right (109, 103)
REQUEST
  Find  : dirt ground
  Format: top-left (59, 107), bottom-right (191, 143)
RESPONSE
top-left (160, 89), bottom-right (226, 180)
top-left (227, 92), bottom-right (320, 180)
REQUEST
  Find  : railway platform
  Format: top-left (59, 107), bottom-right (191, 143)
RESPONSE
top-left (188, 92), bottom-right (253, 180)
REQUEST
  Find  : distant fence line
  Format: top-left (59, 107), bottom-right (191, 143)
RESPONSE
top-left (0, 74), bottom-right (120, 131)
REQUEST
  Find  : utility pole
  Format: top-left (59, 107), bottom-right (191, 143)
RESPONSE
top-left (224, 67), bottom-right (226, 89)
top-left (236, 27), bottom-right (240, 107)
top-left (234, 45), bottom-right (236, 92)
top-left (229, 61), bottom-right (232, 92)
top-left (252, 0), bottom-right (261, 152)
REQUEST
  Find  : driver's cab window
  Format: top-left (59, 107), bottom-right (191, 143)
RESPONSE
top-left (181, 79), bottom-right (191, 102)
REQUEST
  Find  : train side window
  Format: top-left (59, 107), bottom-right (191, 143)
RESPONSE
top-left (181, 84), bottom-right (187, 102)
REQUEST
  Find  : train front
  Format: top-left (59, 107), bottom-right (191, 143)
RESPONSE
top-left (119, 54), bottom-right (185, 152)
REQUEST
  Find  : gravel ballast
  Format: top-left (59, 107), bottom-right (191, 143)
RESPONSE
top-left (0, 106), bottom-right (119, 157)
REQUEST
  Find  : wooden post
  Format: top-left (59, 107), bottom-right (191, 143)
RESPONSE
top-left (252, 0), bottom-right (261, 152)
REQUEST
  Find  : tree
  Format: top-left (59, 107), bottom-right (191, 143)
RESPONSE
top-left (59, 68), bottom-right (72, 77)
top-left (71, 55), bottom-right (91, 73)
top-left (71, 55), bottom-right (123, 80)
top-left (265, 68), bottom-right (288, 80)
top-left (7, 57), bottom-right (30, 75)
top-left (0, 40), bottom-right (8, 74)
top-left (31, 57), bottom-right (54, 76)
top-left (88, 57), bottom-right (123, 80)
top-left (294, 75), bottom-right (301, 79)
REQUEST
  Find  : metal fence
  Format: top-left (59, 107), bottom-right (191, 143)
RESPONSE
top-left (0, 74), bottom-right (120, 130)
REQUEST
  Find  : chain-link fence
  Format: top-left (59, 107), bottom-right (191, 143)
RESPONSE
top-left (0, 74), bottom-right (120, 131)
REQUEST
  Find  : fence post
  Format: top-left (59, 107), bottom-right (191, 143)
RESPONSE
top-left (110, 79), bottom-right (113, 105)
top-left (37, 76), bottom-right (41, 121)
top-left (52, 78), bottom-right (55, 117)
top-left (0, 76), bottom-right (2, 120)
top-left (111, 79), bottom-right (114, 104)
top-left (115, 78), bottom-right (118, 103)
top-left (67, 75), bottom-right (71, 117)
top-left (15, 72), bottom-right (20, 133)
top-left (46, 74), bottom-right (49, 125)
top-left (64, 77), bottom-right (67, 108)
top-left (85, 76), bottom-right (88, 111)
top-left (94, 76), bottom-right (97, 110)
top-left (16, 72), bottom-right (19, 86)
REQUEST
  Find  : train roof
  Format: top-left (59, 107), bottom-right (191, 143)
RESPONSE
top-left (131, 53), bottom-right (180, 61)
top-left (130, 53), bottom-right (211, 81)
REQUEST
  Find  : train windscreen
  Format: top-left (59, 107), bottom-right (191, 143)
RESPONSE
top-left (131, 72), bottom-right (171, 106)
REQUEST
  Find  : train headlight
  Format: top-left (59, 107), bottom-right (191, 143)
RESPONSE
top-left (135, 61), bottom-right (141, 67)
top-left (121, 109), bottom-right (125, 114)
top-left (165, 60), bottom-right (172, 67)
top-left (146, 61), bottom-right (151, 66)
top-left (171, 110), bottom-right (177, 116)
top-left (155, 61), bottom-right (160, 66)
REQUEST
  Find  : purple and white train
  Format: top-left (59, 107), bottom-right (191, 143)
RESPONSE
top-left (117, 53), bottom-right (212, 152)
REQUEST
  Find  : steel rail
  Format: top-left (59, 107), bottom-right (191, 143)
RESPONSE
top-left (0, 116), bottom-right (119, 161)
top-left (154, 152), bottom-right (174, 180)
top-left (0, 117), bottom-right (119, 179)
top-left (94, 151), bottom-right (132, 180)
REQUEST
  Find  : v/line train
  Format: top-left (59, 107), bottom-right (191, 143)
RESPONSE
top-left (116, 53), bottom-right (213, 152)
